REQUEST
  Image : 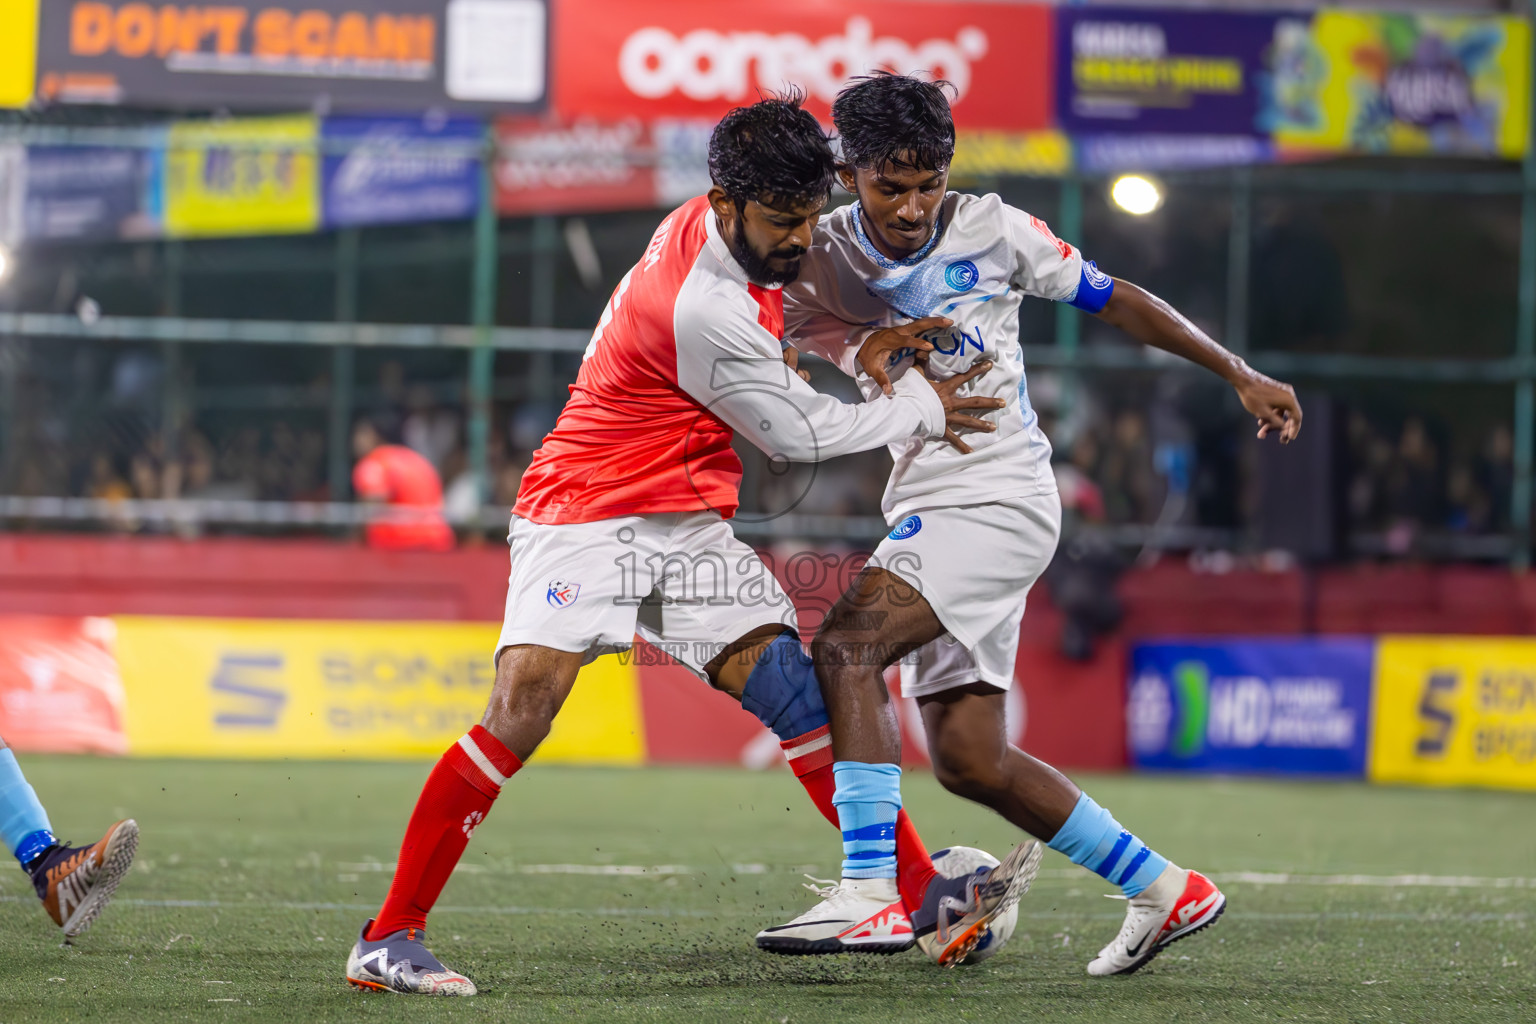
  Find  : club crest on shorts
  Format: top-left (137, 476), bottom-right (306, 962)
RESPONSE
top-left (888, 515), bottom-right (922, 540)
top-left (546, 579), bottom-right (581, 608)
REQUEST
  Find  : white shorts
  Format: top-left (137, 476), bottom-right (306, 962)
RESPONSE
top-left (878, 492), bottom-right (1062, 699)
top-left (497, 511), bottom-right (798, 680)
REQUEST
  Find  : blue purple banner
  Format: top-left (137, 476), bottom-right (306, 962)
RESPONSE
top-left (20, 145), bottom-right (157, 241)
top-left (321, 114), bottom-right (483, 229)
top-left (1056, 6), bottom-right (1281, 138)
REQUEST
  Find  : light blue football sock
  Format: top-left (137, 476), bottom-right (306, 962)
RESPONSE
top-left (832, 762), bottom-right (901, 880)
top-left (0, 748), bottom-right (55, 868)
top-left (1048, 792), bottom-right (1169, 897)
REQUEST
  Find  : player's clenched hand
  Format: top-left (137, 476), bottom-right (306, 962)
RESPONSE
top-left (781, 345), bottom-right (812, 383)
top-left (857, 316), bottom-right (951, 396)
top-left (927, 359), bottom-right (1004, 454)
top-left (1235, 370), bottom-right (1303, 444)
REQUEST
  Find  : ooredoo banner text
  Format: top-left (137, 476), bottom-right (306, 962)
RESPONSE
top-left (550, 0), bottom-right (1054, 131)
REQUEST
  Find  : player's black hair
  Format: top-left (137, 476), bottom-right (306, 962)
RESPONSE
top-left (832, 72), bottom-right (956, 172)
top-left (707, 91), bottom-right (836, 209)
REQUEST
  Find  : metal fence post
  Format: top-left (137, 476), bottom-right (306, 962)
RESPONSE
top-left (529, 216), bottom-right (558, 407)
top-left (328, 227), bottom-right (358, 501)
top-left (1225, 167), bottom-right (1252, 355)
top-left (468, 128), bottom-right (498, 506)
top-left (1515, 135), bottom-right (1536, 570)
top-left (160, 238), bottom-right (184, 467)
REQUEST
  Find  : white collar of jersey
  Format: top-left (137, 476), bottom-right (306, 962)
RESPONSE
top-left (848, 201), bottom-right (945, 271)
top-left (704, 205), bottom-right (784, 291)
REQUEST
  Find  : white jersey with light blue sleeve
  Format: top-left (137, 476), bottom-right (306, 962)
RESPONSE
top-left (783, 191), bottom-right (1114, 522)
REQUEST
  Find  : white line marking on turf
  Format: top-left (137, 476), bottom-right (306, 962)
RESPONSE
top-left (1022, 868), bottom-right (1536, 889)
top-left (337, 861), bottom-right (768, 877)
top-left (1212, 871), bottom-right (1536, 890)
top-left (344, 862), bottom-right (1536, 889)
top-left (0, 895), bottom-right (1524, 925)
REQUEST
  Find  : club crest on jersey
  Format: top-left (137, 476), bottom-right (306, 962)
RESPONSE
top-left (944, 260), bottom-right (979, 291)
top-left (888, 515), bottom-right (922, 540)
top-left (546, 579), bottom-right (581, 608)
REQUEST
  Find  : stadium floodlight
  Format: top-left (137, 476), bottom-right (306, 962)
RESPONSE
top-left (1110, 174), bottom-right (1163, 216)
top-left (0, 244), bottom-right (11, 283)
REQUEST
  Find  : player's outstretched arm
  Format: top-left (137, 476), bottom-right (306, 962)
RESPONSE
top-left (1096, 278), bottom-right (1303, 444)
top-left (677, 295), bottom-right (950, 462)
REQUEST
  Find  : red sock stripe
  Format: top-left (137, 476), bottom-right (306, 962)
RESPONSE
top-left (780, 724), bottom-right (833, 777)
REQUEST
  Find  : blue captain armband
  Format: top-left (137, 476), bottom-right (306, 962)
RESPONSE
top-left (1065, 260), bottom-right (1114, 313)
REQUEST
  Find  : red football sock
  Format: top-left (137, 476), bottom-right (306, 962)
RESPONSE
top-left (368, 726), bottom-right (522, 940)
top-left (780, 725), bottom-right (938, 909)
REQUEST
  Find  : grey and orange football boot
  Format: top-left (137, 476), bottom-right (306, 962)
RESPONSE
top-left (27, 818), bottom-right (140, 938)
top-left (912, 840), bottom-right (1043, 966)
top-left (346, 920), bottom-right (477, 996)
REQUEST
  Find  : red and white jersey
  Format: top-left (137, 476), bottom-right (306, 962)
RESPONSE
top-left (514, 196), bottom-right (945, 525)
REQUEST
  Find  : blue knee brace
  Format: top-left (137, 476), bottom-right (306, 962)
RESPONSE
top-left (741, 633), bottom-right (829, 742)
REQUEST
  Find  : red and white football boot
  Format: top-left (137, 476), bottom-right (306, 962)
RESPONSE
top-left (755, 876), bottom-right (915, 954)
top-left (1087, 865), bottom-right (1225, 976)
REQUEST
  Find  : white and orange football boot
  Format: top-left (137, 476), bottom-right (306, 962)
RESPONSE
top-left (755, 876), bottom-right (914, 954)
top-left (1087, 864), bottom-right (1225, 976)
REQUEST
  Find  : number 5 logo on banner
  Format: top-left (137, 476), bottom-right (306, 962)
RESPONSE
top-left (1414, 670), bottom-right (1458, 758)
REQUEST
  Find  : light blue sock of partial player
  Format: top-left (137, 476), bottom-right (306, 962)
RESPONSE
top-left (1048, 791), bottom-right (1169, 897)
top-left (0, 747), bottom-right (56, 868)
top-left (831, 761), bottom-right (901, 880)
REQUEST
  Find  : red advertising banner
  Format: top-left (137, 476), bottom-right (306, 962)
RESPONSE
top-left (495, 116), bottom-right (659, 216)
top-left (0, 617), bottom-right (128, 755)
top-left (551, 0), bottom-right (1055, 131)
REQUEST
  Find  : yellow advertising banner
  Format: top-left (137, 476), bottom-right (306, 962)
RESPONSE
top-left (951, 130), bottom-right (1073, 180)
top-left (1271, 12), bottom-right (1531, 158)
top-left (1370, 636), bottom-right (1536, 790)
top-left (164, 115), bottom-right (320, 237)
top-left (114, 616), bottom-right (645, 765)
top-left (0, 0), bottom-right (39, 108)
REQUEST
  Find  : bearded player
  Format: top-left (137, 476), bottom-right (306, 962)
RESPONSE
top-left (762, 73), bottom-right (1302, 976)
top-left (344, 94), bottom-right (1036, 996)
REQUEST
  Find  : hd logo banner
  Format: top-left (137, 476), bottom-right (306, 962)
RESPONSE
top-left (1128, 639), bottom-right (1374, 776)
top-left (1370, 637), bottom-right (1536, 791)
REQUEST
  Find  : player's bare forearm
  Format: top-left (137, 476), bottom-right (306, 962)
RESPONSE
top-left (1095, 277), bottom-right (1303, 442)
top-left (1095, 278), bottom-right (1245, 384)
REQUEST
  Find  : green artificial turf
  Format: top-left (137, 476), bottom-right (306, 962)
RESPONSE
top-left (3, 758), bottom-right (1532, 1022)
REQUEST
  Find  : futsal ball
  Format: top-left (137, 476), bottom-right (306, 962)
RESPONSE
top-left (928, 846), bottom-right (1019, 965)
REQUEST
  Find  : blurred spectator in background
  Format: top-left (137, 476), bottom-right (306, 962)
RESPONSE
top-left (351, 418), bottom-right (454, 552)
top-left (402, 385), bottom-right (461, 471)
top-left (1048, 458), bottom-right (1124, 661)
top-left (1096, 409), bottom-right (1161, 524)
top-left (1445, 461), bottom-right (1489, 535)
top-left (1480, 423), bottom-right (1514, 532)
top-left (85, 454), bottom-right (132, 503)
top-left (1383, 416), bottom-right (1441, 553)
